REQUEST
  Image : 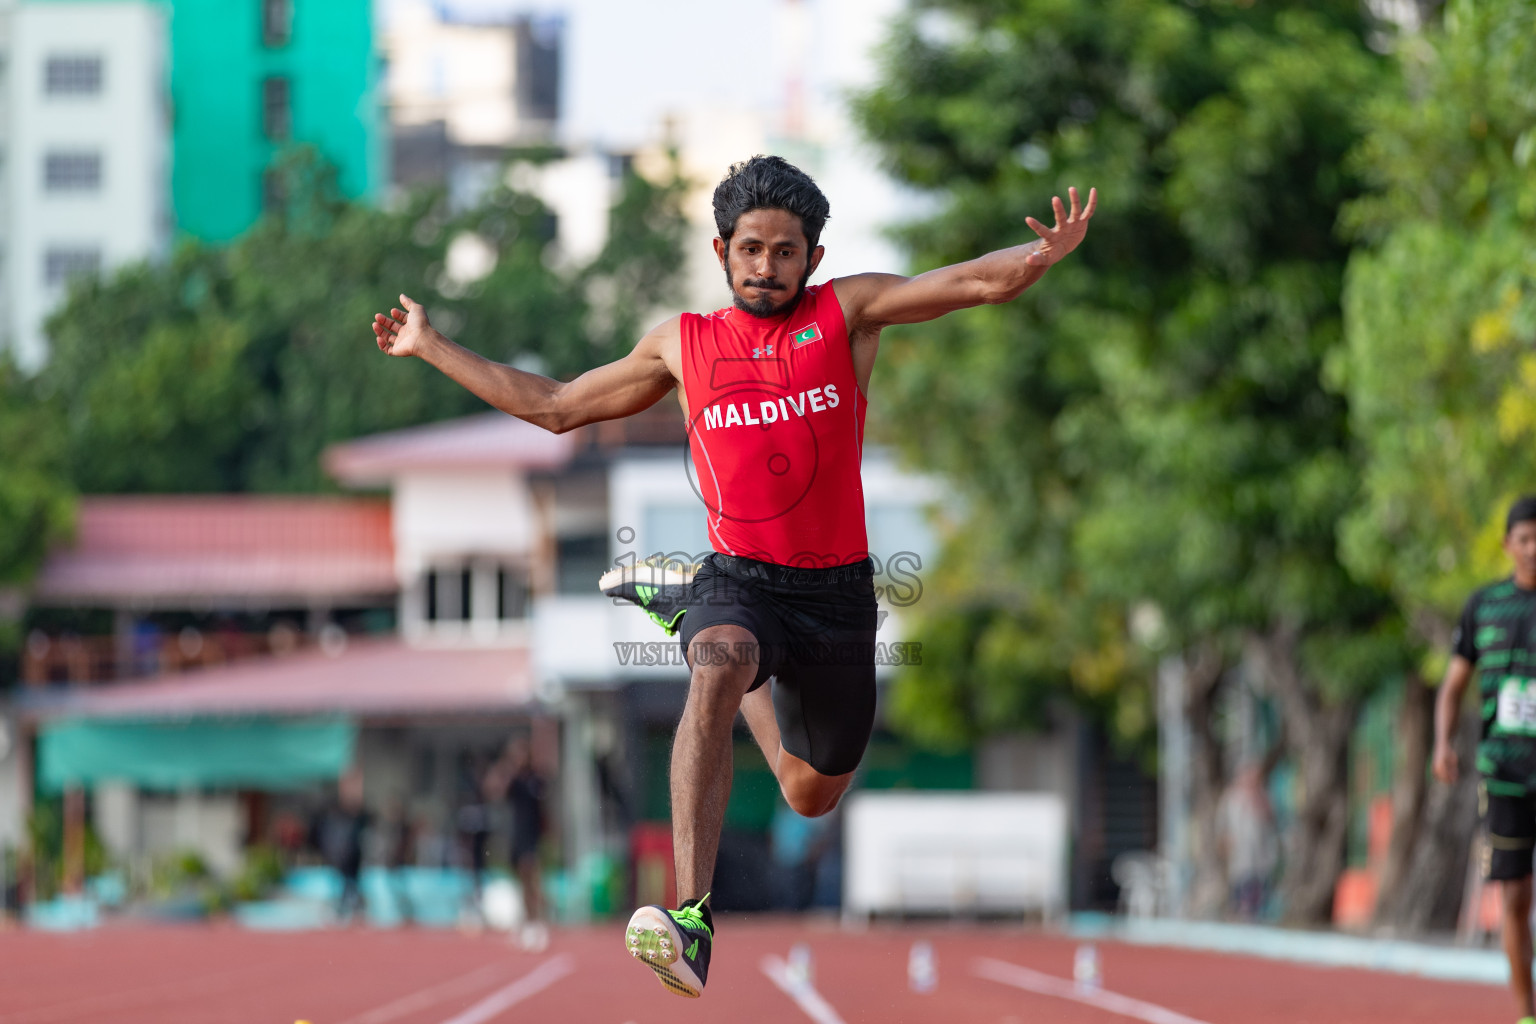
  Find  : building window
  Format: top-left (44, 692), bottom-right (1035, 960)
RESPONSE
top-left (44, 151), bottom-right (102, 191)
top-left (44, 247), bottom-right (102, 288)
top-left (513, 16), bottom-right (562, 123)
top-left (497, 567), bottom-right (529, 620)
top-left (261, 0), bottom-right (292, 47)
top-left (425, 567), bottom-right (471, 623)
top-left (641, 505), bottom-right (709, 564)
top-left (557, 535), bottom-right (608, 595)
top-left (262, 76), bottom-right (291, 140)
top-left (45, 55), bottom-right (103, 95)
top-left (426, 563), bottom-right (529, 623)
top-left (261, 167), bottom-right (285, 214)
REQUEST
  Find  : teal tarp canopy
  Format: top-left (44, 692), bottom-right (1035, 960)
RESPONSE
top-left (39, 717), bottom-right (356, 792)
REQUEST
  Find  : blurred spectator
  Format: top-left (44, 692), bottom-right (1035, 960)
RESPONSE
top-left (595, 750), bottom-right (631, 834)
top-left (273, 809), bottom-right (308, 864)
top-left (770, 798), bottom-right (821, 910)
top-left (487, 736), bottom-right (549, 949)
top-left (380, 794), bottom-right (416, 923)
top-left (1, 846), bottom-right (22, 918)
top-left (1218, 762), bottom-right (1278, 920)
top-left (456, 755), bottom-right (492, 925)
top-left (770, 797), bottom-right (843, 911)
top-left (312, 768), bottom-right (370, 923)
top-left (131, 620), bottom-right (161, 677)
top-left (809, 802), bottom-right (845, 910)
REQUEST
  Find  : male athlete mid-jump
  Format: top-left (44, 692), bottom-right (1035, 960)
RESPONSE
top-left (372, 156), bottom-right (1095, 998)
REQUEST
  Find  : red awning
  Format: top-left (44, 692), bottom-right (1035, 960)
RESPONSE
top-left (33, 496), bottom-right (396, 607)
top-left (21, 639), bottom-right (535, 721)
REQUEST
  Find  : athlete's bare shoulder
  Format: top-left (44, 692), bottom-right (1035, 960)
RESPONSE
top-left (831, 273), bottom-right (906, 335)
top-left (637, 313), bottom-right (684, 386)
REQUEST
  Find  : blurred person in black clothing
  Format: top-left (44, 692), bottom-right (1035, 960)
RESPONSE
top-left (380, 794), bottom-right (415, 925)
top-left (487, 735), bottom-right (549, 949)
top-left (313, 769), bottom-right (369, 923)
top-left (456, 756), bottom-right (493, 926)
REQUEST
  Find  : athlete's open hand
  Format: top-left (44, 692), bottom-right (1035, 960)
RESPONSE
top-left (372, 294), bottom-right (435, 358)
top-left (1024, 186), bottom-right (1097, 267)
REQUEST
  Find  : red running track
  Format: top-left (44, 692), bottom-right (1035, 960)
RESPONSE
top-left (0, 917), bottom-right (1515, 1024)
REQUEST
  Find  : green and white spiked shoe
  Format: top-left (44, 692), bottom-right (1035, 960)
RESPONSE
top-left (623, 895), bottom-right (713, 998)
top-left (598, 557), bottom-right (697, 636)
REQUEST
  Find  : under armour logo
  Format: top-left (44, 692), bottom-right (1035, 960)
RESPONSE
top-left (752, 344), bottom-right (774, 358)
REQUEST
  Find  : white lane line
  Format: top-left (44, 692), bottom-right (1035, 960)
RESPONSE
top-left (761, 955), bottom-right (848, 1024)
top-left (336, 962), bottom-right (510, 1024)
top-left (973, 957), bottom-right (1216, 1024)
top-left (435, 955), bottom-right (576, 1024)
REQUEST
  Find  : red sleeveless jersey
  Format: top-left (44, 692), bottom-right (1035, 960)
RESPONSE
top-left (679, 281), bottom-right (869, 567)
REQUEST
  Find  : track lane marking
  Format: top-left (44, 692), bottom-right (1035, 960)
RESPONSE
top-left (973, 957), bottom-right (1215, 1024)
top-left (335, 962), bottom-right (510, 1024)
top-left (760, 954), bottom-right (848, 1024)
top-left (435, 955), bottom-right (576, 1024)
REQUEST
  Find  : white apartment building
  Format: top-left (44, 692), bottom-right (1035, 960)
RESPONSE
top-left (0, 4), bottom-right (13, 355)
top-left (554, 0), bottom-right (912, 312)
top-left (382, 0), bottom-right (562, 204)
top-left (4, 1), bottom-right (169, 370)
top-left (382, 0), bottom-right (912, 312)
top-left (385, 0), bottom-right (555, 149)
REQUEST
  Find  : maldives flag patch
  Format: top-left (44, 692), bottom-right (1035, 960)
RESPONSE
top-left (791, 322), bottom-right (823, 347)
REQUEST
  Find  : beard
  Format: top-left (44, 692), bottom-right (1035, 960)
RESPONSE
top-left (726, 265), bottom-right (811, 318)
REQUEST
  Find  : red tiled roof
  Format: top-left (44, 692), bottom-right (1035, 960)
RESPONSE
top-left (22, 639), bottom-right (534, 720)
top-left (33, 497), bottom-right (396, 606)
top-left (323, 411), bottom-right (577, 485)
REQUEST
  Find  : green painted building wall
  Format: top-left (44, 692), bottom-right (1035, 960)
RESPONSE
top-left (30, 0), bottom-right (382, 241)
top-left (168, 0), bottom-right (381, 240)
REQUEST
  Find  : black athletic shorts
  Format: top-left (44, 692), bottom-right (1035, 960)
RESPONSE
top-left (1482, 782), bottom-right (1536, 881)
top-left (677, 552), bottom-right (879, 777)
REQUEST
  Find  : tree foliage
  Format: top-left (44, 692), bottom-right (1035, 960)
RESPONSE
top-left (39, 147), bottom-right (690, 494)
top-left (0, 360), bottom-right (74, 665)
top-left (0, 362), bottom-right (74, 586)
top-left (1334, 0), bottom-right (1536, 934)
top-left (855, 0), bottom-right (1409, 922)
top-left (858, 0), bottom-right (1402, 721)
top-left (1339, 0), bottom-right (1536, 639)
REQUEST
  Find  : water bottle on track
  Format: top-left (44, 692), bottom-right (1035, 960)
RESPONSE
top-left (908, 940), bottom-right (937, 993)
top-left (1073, 942), bottom-right (1102, 991)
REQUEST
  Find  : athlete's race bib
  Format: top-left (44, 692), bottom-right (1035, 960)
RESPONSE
top-left (1496, 676), bottom-right (1536, 734)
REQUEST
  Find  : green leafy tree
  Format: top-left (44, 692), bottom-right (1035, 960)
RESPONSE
top-left (856, 0), bottom-right (1402, 922)
top-left (41, 146), bottom-right (689, 493)
top-left (0, 362), bottom-right (74, 670)
top-left (1338, 0), bottom-right (1536, 932)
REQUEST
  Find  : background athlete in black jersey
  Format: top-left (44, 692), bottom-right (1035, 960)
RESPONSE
top-left (1435, 495), bottom-right (1536, 1024)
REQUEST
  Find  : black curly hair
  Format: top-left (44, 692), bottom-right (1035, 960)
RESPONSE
top-left (712, 155), bottom-right (830, 249)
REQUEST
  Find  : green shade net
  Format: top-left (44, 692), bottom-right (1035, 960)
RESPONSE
top-left (39, 717), bottom-right (356, 792)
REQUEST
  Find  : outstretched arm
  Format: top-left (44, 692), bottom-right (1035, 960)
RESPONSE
top-left (372, 295), bottom-right (676, 434)
top-left (837, 186), bottom-right (1096, 331)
